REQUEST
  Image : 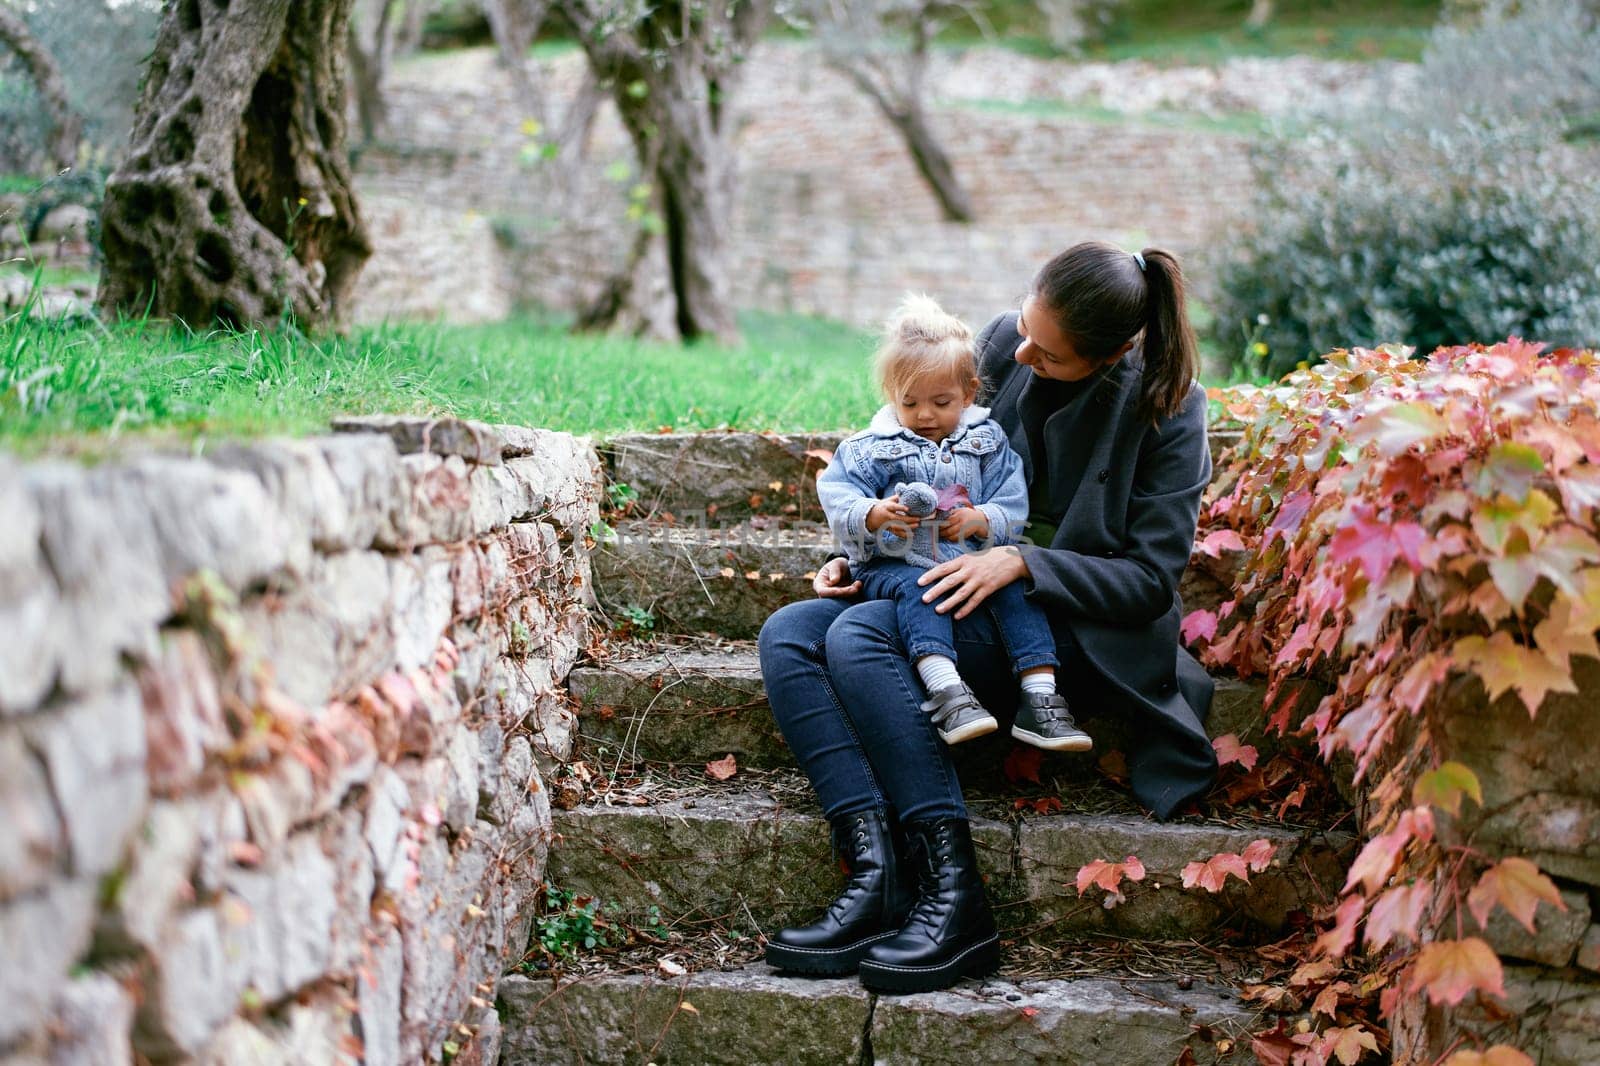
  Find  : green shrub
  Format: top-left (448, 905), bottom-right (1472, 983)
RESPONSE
top-left (1212, 0), bottom-right (1600, 379)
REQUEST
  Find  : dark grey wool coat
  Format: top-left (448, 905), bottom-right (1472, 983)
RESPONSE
top-left (975, 311), bottom-right (1218, 819)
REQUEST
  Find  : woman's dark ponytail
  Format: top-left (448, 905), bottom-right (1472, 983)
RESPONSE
top-left (1134, 247), bottom-right (1199, 425)
top-left (1032, 241), bottom-right (1200, 424)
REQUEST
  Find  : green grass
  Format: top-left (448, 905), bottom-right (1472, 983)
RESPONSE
top-left (947, 97), bottom-right (1271, 137)
top-left (0, 306), bottom-right (880, 453)
top-left (944, 0), bottom-right (1442, 64)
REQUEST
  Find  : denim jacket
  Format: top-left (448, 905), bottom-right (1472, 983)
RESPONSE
top-left (817, 404), bottom-right (1029, 568)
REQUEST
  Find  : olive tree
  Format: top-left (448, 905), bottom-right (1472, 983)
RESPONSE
top-left (98, 0), bottom-right (372, 329)
top-left (558, 0), bottom-right (768, 344)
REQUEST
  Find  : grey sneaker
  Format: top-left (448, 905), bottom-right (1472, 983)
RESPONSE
top-left (921, 683), bottom-right (1000, 745)
top-left (1011, 692), bottom-right (1092, 752)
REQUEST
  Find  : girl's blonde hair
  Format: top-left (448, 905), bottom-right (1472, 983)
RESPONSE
top-left (873, 293), bottom-right (979, 402)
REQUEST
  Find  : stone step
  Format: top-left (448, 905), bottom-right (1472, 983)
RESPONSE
top-left (600, 428), bottom-right (1245, 523)
top-left (545, 787), bottom-right (1354, 945)
top-left (591, 522), bottom-right (1230, 638)
top-left (498, 961), bottom-right (1255, 1065)
top-left (569, 641), bottom-right (1318, 774)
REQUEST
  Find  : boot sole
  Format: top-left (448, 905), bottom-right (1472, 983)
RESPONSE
top-left (857, 933), bottom-right (1002, 993)
top-left (1011, 725), bottom-right (1093, 752)
top-left (939, 716), bottom-right (999, 745)
top-left (764, 929), bottom-right (899, 976)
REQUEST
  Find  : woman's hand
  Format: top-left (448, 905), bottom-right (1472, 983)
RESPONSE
top-left (938, 507), bottom-right (989, 542)
top-left (813, 556), bottom-right (862, 599)
top-left (916, 546), bottom-right (1029, 619)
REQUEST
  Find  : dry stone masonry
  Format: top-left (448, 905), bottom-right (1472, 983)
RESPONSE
top-left (0, 416), bottom-right (601, 1064)
top-left (349, 45), bottom-right (1414, 328)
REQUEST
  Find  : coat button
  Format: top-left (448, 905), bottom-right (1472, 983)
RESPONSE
top-left (942, 453), bottom-right (953, 463)
top-left (1097, 469), bottom-right (1110, 483)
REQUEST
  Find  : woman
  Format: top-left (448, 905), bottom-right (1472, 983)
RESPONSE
top-left (758, 241), bottom-right (1219, 994)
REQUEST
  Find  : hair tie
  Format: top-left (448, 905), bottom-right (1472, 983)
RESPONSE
top-left (1132, 251), bottom-right (1147, 273)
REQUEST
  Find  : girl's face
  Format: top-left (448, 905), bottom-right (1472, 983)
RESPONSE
top-left (1015, 296), bottom-right (1127, 382)
top-left (895, 373), bottom-right (975, 443)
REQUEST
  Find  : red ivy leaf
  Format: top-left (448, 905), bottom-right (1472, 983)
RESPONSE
top-left (1196, 528), bottom-right (1246, 558)
top-left (705, 753), bottom-right (738, 781)
top-left (1181, 608), bottom-right (1219, 644)
top-left (1365, 878), bottom-right (1431, 951)
top-left (1181, 851), bottom-right (1251, 893)
top-left (1242, 838), bottom-right (1277, 872)
top-left (1074, 855), bottom-right (1147, 898)
top-left (1467, 857), bottom-right (1565, 934)
top-left (1213, 733), bottom-right (1260, 772)
top-left (1315, 895), bottom-right (1365, 960)
top-left (1409, 937), bottom-right (1506, 1006)
top-left (1002, 744), bottom-right (1043, 785)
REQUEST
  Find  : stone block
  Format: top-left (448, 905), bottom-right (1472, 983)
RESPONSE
top-left (322, 807), bottom-right (377, 979)
top-left (48, 972), bottom-right (134, 1066)
top-left (1580, 924), bottom-right (1600, 974)
top-left (221, 830), bottom-right (339, 1004)
top-left (97, 798), bottom-right (203, 956)
top-left (1480, 886), bottom-right (1592, 968)
top-left (378, 453), bottom-right (475, 548)
top-left (399, 825), bottom-right (503, 1062)
top-left (501, 431), bottom-right (601, 535)
top-left (400, 752), bottom-right (476, 836)
top-left (0, 728), bottom-right (60, 902)
top-left (364, 764), bottom-right (413, 896)
top-left (1016, 814), bottom-right (1353, 939)
top-left (238, 548), bottom-right (395, 710)
top-left (21, 683), bottom-right (148, 880)
top-left (497, 967), bottom-right (870, 1066)
top-left (120, 455), bottom-right (298, 593)
top-left (137, 630), bottom-right (229, 796)
top-left (592, 520), bottom-right (827, 639)
top-left (333, 414), bottom-right (506, 466)
top-left (871, 975), bottom-right (1252, 1065)
top-left (1434, 657), bottom-right (1600, 888)
top-left (26, 462), bottom-right (167, 695)
top-left (0, 459), bottom-right (54, 715)
top-left (358, 927), bottom-right (404, 1066)
top-left (0, 880), bottom-right (97, 1049)
top-left (208, 437), bottom-right (357, 554)
top-left (391, 548), bottom-right (455, 672)
top-left (315, 434), bottom-right (405, 551)
top-left (600, 430), bottom-right (846, 523)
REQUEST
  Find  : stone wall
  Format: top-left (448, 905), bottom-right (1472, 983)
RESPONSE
top-left (1390, 660), bottom-right (1600, 1065)
top-left (0, 416), bottom-right (601, 1064)
top-left (350, 45), bottom-right (1413, 328)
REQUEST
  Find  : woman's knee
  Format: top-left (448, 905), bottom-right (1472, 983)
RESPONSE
top-left (824, 599), bottom-right (902, 661)
top-left (760, 597), bottom-right (854, 669)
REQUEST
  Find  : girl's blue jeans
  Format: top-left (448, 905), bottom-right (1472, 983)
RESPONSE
top-left (854, 558), bottom-right (1060, 673)
top-left (757, 592), bottom-right (1082, 823)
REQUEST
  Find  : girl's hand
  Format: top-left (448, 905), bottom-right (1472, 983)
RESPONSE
top-left (813, 556), bottom-right (862, 599)
top-left (867, 494), bottom-right (921, 537)
top-left (917, 546), bottom-right (1028, 619)
top-left (938, 506), bottom-right (989, 542)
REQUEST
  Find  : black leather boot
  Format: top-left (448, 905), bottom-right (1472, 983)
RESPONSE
top-left (857, 817), bottom-right (1000, 993)
top-left (764, 808), bottom-right (916, 975)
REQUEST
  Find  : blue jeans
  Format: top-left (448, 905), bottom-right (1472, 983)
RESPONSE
top-left (854, 558), bottom-right (1060, 673)
top-left (757, 594), bottom-right (1093, 823)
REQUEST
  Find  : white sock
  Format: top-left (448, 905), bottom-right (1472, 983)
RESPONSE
top-left (916, 655), bottom-right (962, 694)
top-left (1021, 671), bottom-right (1057, 696)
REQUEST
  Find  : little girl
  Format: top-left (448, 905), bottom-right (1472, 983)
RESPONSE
top-left (816, 294), bottom-right (1091, 752)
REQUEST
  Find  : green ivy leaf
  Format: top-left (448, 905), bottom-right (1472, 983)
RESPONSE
top-left (1412, 761), bottom-right (1483, 817)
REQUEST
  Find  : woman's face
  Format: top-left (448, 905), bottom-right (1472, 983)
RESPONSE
top-left (1015, 296), bottom-right (1115, 382)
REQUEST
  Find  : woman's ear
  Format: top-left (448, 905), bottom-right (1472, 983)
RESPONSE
top-left (1106, 340), bottom-right (1136, 365)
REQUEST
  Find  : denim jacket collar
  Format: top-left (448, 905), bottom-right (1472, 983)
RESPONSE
top-left (864, 403), bottom-right (993, 442)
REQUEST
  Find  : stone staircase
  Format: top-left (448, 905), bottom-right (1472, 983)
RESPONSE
top-left (500, 430), bottom-right (1350, 1065)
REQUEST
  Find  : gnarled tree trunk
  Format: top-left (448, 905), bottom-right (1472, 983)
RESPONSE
top-left (0, 6), bottom-right (83, 172)
top-left (562, 0), bottom-right (765, 345)
top-left (819, 2), bottom-right (975, 224)
top-left (98, 0), bottom-right (371, 330)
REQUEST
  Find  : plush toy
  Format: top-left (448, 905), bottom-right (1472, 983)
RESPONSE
top-left (890, 480), bottom-right (942, 568)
